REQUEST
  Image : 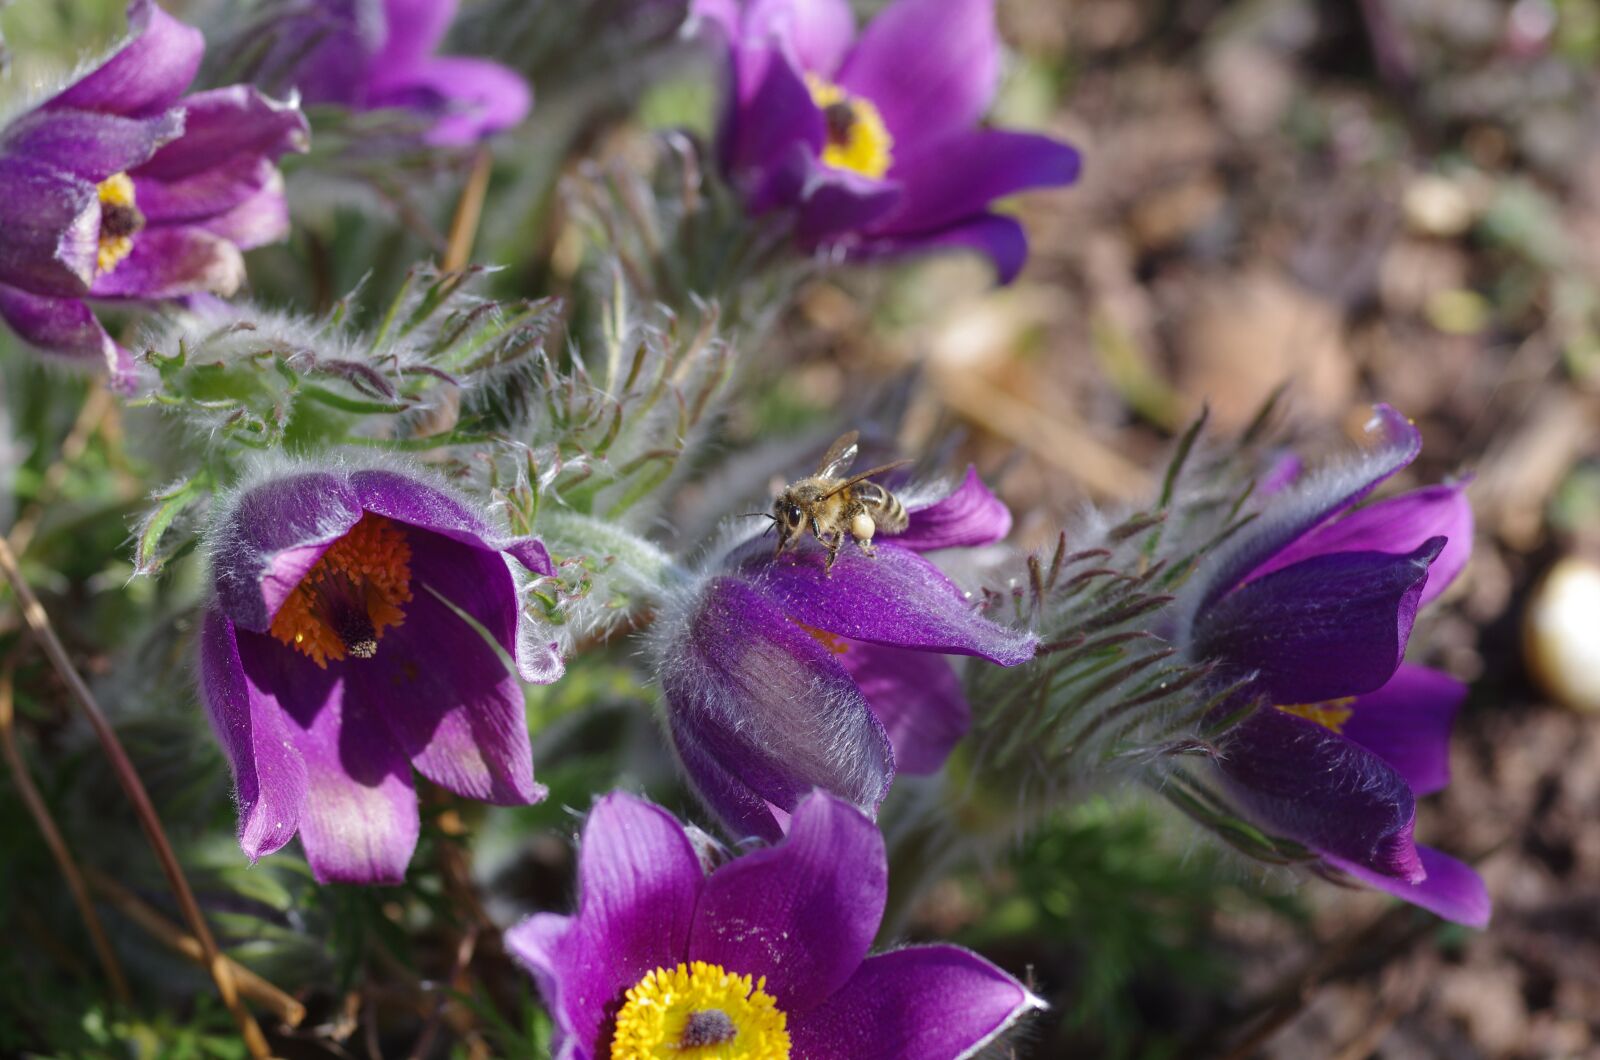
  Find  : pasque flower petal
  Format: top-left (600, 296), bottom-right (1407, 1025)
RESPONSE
top-left (836, 0), bottom-right (1000, 149)
top-left (133, 86), bottom-right (309, 183)
top-left (660, 576), bottom-right (894, 839)
top-left (88, 226), bottom-right (246, 299)
top-left (46, 0), bottom-right (204, 118)
top-left (349, 529), bottom-right (543, 805)
top-left (0, 108), bottom-right (183, 183)
top-left (1339, 664), bottom-right (1465, 798)
top-left (744, 0), bottom-right (856, 75)
top-left (198, 611), bottom-right (307, 861)
top-left (1191, 539), bottom-right (1443, 705)
top-left (284, 684), bottom-right (420, 885)
top-left (790, 945), bottom-right (1043, 1060)
top-left (209, 470), bottom-right (363, 633)
top-left (895, 465), bottom-right (1013, 551)
top-left (234, 629), bottom-right (419, 885)
top-left (506, 793), bottom-right (703, 1058)
top-left (690, 791), bottom-right (886, 1015)
top-left (1176, 404), bottom-right (1422, 634)
top-left (1325, 845), bottom-right (1490, 928)
top-left (372, 0), bottom-right (456, 69)
top-left (745, 541), bottom-right (1036, 664)
top-left (725, 46), bottom-right (825, 186)
top-left (0, 158), bottom-right (100, 296)
top-left (1246, 483), bottom-right (1473, 608)
top-left (854, 211), bottom-right (1030, 283)
top-left (881, 128), bottom-right (1081, 236)
top-left (0, 285), bottom-right (131, 384)
top-left (1218, 705), bottom-right (1424, 882)
top-left (367, 56), bottom-right (532, 146)
top-left (839, 642), bottom-right (969, 775)
top-left (134, 156), bottom-right (279, 227)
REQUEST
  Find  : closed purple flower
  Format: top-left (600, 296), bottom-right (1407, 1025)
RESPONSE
top-left (654, 468), bottom-right (1035, 841)
top-left (695, 0), bottom-right (1081, 281)
top-left (198, 462), bottom-right (563, 884)
top-left (1176, 405), bottom-right (1488, 926)
top-left (0, 0), bottom-right (308, 389)
top-left (255, 0), bottom-right (531, 146)
top-left (509, 789), bottom-right (1042, 1060)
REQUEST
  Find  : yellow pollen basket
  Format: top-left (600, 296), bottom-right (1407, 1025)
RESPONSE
top-left (611, 961), bottom-right (790, 1060)
top-left (796, 620), bottom-right (850, 656)
top-left (269, 514), bottom-right (414, 668)
top-left (95, 173), bottom-right (143, 275)
top-left (806, 76), bottom-right (893, 180)
top-left (1276, 697), bottom-right (1357, 734)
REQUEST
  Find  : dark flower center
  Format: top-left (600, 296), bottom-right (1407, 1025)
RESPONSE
top-left (268, 513), bottom-right (414, 667)
top-left (680, 1008), bottom-right (738, 1047)
top-left (100, 200), bottom-right (146, 241)
top-left (823, 100), bottom-right (857, 147)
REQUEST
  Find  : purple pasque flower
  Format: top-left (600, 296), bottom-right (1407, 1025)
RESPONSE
top-left (0, 0), bottom-right (308, 389)
top-left (255, 0), bottom-right (531, 146)
top-left (654, 467), bottom-right (1034, 841)
top-left (509, 789), bottom-right (1043, 1060)
top-left (198, 461), bottom-right (563, 884)
top-left (1175, 405), bottom-right (1488, 926)
top-left (695, 0), bottom-right (1081, 282)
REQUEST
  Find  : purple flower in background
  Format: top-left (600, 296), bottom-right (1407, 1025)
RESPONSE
top-left (198, 463), bottom-right (563, 884)
top-left (696, 0), bottom-right (1081, 282)
top-left (0, 0), bottom-right (307, 389)
top-left (654, 467), bottom-right (1034, 841)
top-left (509, 789), bottom-right (1043, 1060)
top-left (255, 0), bottom-right (531, 146)
top-left (1175, 405), bottom-right (1488, 926)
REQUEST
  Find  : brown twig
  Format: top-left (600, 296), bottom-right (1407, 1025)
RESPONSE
top-left (442, 146), bottom-right (494, 272)
top-left (84, 867), bottom-right (306, 1028)
top-left (0, 664), bottom-right (131, 1005)
top-left (0, 537), bottom-right (271, 1058)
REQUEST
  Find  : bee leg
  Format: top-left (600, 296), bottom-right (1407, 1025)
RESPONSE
top-left (824, 534), bottom-right (843, 573)
top-left (856, 539), bottom-right (877, 558)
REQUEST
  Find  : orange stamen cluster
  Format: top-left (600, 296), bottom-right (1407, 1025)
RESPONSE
top-left (269, 513), bottom-right (413, 668)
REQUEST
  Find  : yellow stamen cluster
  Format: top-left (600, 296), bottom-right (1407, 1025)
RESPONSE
top-left (806, 76), bottom-right (893, 180)
top-left (1276, 697), bottom-right (1357, 734)
top-left (611, 961), bottom-right (791, 1059)
top-left (269, 513), bottom-right (413, 668)
top-left (95, 173), bottom-right (141, 274)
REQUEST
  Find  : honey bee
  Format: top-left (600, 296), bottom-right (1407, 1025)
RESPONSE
top-left (770, 431), bottom-right (910, 571)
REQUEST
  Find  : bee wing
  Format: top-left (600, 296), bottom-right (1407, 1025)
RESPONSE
top-left (815, 431), bottom-right (861, 478)
top-left (821, 459), bottom-right (913, 498)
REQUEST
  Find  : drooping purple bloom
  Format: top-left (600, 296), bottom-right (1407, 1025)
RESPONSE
top-left (198, 462), bottom-right (563, 884)
top-left (654, 467), bottom-right (1035, 841)
top-left (694, 0), bottom-right (1081, 282)
top-left (252, 0), bottom-right (531, 146)
top-left (0, 0), bottom-right (308, 389)
top-left (1175, 405), bottom-right (1488, 926)
top-left (509, 789), bottom-right (1043, 1060)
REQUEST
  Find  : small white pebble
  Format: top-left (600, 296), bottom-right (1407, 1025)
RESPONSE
top-left (1524, 556), bottom-right (1600, 713)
